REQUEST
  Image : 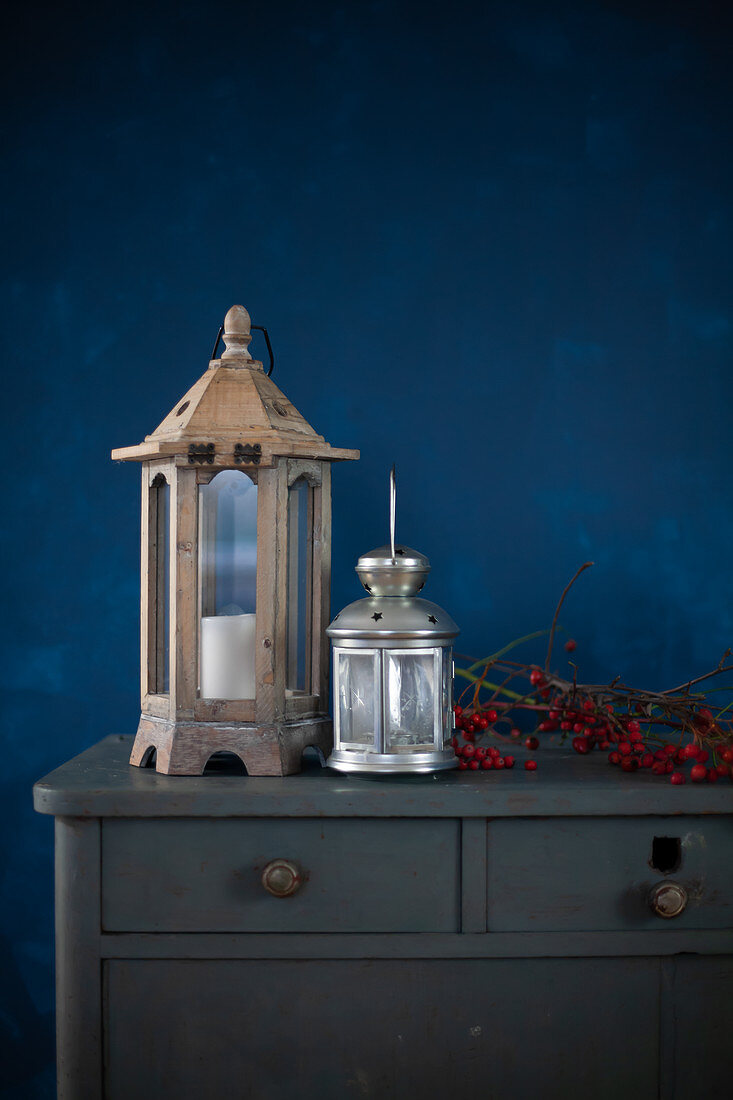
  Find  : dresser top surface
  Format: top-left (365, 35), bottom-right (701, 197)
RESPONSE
top-left (33, 735), bottom-right (733, 818)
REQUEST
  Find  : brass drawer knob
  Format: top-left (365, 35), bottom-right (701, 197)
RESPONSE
top-left (649, 881), bottom-right (688, 919)
top-left (261, 859), bottom-right (302, 898)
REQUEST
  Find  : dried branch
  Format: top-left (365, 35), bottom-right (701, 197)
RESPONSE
top-left (545, 562), bottom-right (594, 673)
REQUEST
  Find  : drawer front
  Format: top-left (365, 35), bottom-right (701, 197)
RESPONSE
top-left (487, 816), bottom-right (733, 932)
top-left (105, 957), bottom-right (660, 1100)
top-left (102, 817), bottom-right (460, 933)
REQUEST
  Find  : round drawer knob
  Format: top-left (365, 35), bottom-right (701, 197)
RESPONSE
top-left (649, 881), bottom-right (688, 919)
top-left (261, 859), bottom-right (302, 898)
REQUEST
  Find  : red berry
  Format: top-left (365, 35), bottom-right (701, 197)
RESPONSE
top-left (549, 709), bottom-right (561, 720)
top-left (538, 721), bottom-right (554, 732)
top-left (665, 760), bottom-right (674, 773)
top-left (696, 749), bottom-right (709, 763)
top-left (561, 721), bottom-right (573, 732)
top-left (480, 757), bottom-right (493, 770)
top-left (524, 759), bottom-right (538, 771)
top-left (462, 744), bottom-right (476, 758)
top-left (653, 749), bottom-right (667, 762)
top-left (462, 730), bottom-right (475, 743)
top-left (503, 755), bottom-right (515, 768)
top-left (670, 771), bottom-right (686, 785)
top-left (510, 728), bottom-right (522, 739)
top-left (652, 762), bottom-right (667, 775)
top-left (493, 757), bottom-right (506, 769)
top-left (715, 763), bottom-right (730, 777)
top-left (706, 767), bottom-right (718, 783)
top-left (529, 669), bottom-right (543, 686)
top-left (663, 744), bottom-right (677, 756)
top-left (454, 705), bottom-right (463, 717)
top-left (572, 736), bottom-right (590, 754)
top-left (572, 722), bottom-right (584, 734)
top-left (564, 639), bottom-right (577, 652)
top-left (525, 736), bottom-right (539, 751)
top-left (474, 747), bottom-right (487, 760)
top-left (681, 744), bottom-right (697, 760)
top-left (621, 757), bottom-right (639, 771)
top-left (627, 720), bottom-right (641, 735)
top-left (469, 759), bottom-right (480, 770)
top-left (477, 717), bottom-right (488, 730)
top-left (583, 699), bottom-right (594, 712)
top-left (608, 751), bottom-right (621, 764)
top-left (641, 753), bottom-right (654, 768)
top-left (629, 729), bottom-right (643, 743)
top-left (632, 743), bottom-right (645, 755)
top-left (488, 746), bottom-right (501, 758)
top-left (720, 747), bottom-right (733, 763)
top-left (486, 709), bottom-right (498, 722)
top-left (600, 740), bottom-right (611, 751)
top-left (618, 741), bottom-right (632, 756)
top-left (690, 763), bottom-right (707, 782)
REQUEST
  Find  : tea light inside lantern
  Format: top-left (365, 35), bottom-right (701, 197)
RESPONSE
top-left (200, 611), bottom-right (256, 699)
top-left (199, 470), bottom-right (258, 700)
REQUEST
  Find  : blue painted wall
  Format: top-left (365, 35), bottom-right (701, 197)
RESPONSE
top-left (2, 1), bottom-right (731, 1093)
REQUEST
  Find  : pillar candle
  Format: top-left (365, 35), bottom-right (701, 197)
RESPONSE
top-left (200, 613), bottom-right (256, 699)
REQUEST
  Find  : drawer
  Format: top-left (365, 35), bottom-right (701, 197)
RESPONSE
top-left (487, 816), bottom-right (733, 932)
top-left (102, 817), bottom-right (460, 933)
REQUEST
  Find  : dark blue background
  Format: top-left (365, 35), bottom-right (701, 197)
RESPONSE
top-left (2, 1), bottom-right (731, 1093)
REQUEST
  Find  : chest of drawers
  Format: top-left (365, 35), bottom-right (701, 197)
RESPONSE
top-left (34, 735), bottom-right (733, 1099)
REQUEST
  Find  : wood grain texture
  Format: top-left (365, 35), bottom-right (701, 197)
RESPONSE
top-left (128, 714), bottom-right (332, 775)
top-left (98, 928), bottom-right (733, 960)
top-left (55, 817), bottom-right (102, 1100)
top-left (486, 816), bottom-right (733, 932)
top-left (103, 957), bottom-right (659, 1100)
top-left (101, 817), bottom-right (460, 933)
top-left (34, 735), bottom-right (733, 818)
top-left (110, 350), bottom-right (360, 466)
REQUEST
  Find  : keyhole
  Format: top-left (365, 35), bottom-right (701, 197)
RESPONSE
top-left (650, 836), bottom-right (681, 874)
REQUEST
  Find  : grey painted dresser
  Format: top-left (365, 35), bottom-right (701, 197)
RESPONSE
top-left (34, 735), bottom-right (733, 1100)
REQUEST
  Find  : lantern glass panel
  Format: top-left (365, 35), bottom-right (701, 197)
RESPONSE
top-left (336, 649), bottom-right (378, 747)
top-left (149, 473), bottom-right (170, 694)
top-left (386, 649), bottom-right (437, 750)
top-left (442, 648), bottom-right (454, 746)
top-left (287, 478), bottom-right (313, 693)
top-left (198, 470), bottom-right (258, 700)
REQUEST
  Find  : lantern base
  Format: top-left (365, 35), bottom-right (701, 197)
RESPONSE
top-left (326, 748), bottom-right (458, 775)
top-left (130, 713), bottom-right (333, 776)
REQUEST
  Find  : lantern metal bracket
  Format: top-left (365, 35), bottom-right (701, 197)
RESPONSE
top-left (234, 443), bottom-right (262, 466)
top-left (188, 443), bottom-right (216, 464)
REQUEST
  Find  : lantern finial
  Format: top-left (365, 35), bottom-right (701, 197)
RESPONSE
top-left (221, 304), bottom-right (253, 362)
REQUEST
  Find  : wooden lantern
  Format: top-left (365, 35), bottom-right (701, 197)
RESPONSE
top-left (112, 304), bottom-right (359, 775)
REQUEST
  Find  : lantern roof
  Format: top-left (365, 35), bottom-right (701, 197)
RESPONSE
top-left (327, 596), bottom-right (459, 642)
top-left (111, 305), bottom-right (359, 464)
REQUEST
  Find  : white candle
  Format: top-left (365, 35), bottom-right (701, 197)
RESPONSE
top-left (200, 613), bottom-right (256, 699)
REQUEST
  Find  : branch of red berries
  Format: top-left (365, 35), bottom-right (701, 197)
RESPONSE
top-left (452, 562), bottom-right (733, 784)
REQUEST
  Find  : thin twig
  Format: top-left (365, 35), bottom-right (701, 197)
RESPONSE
top-left (545, 562), bottom-right (594, 673)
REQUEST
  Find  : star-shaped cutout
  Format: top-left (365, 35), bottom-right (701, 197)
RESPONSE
top-left (363, 583), bottom-right (372, 592)
top-left (372, 612), bottom-right (383, 621)
top-left (428, 614), bottom-right (438, 624)
top-left (396, 547), bottom-right (406, 556)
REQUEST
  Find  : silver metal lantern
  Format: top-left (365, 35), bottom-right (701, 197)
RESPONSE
top-left (326, 469), bottom-right (458, 774)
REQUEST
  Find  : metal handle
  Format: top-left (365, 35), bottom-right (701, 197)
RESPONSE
top-left (211, 322), bottom-right (275, 376)
top-left (261, 859), bottom-right (302, 898)
top-left (649, 881), bottom-right (688, 919)
top-left (389, 464), bottom-right (397, 560)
